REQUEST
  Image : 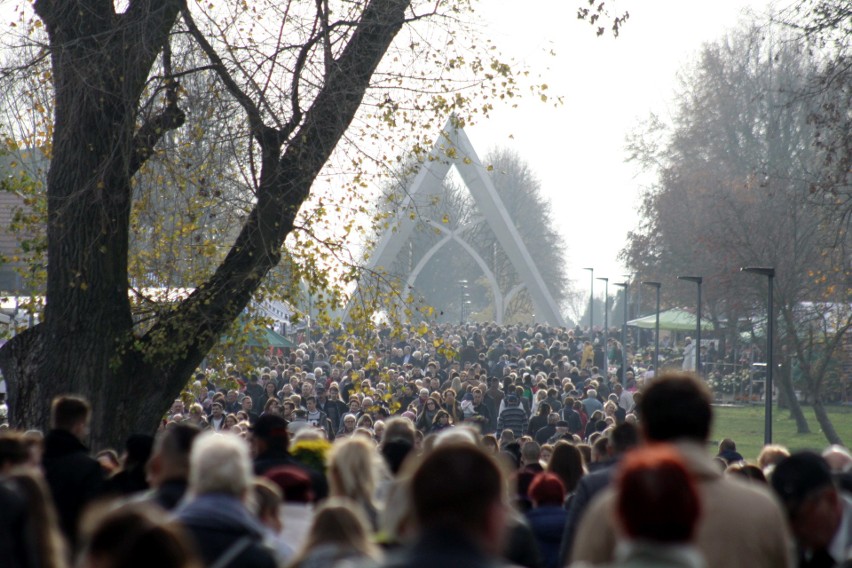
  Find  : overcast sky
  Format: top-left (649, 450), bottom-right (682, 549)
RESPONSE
top-left (463, 0), bottom-right (777, 301)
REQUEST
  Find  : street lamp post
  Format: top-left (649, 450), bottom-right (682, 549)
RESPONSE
top-left (643, 281), bottom-right (661, 374)
top-left (307, 290), bottom-right (312, 342)
top-left (583, 268), bottom-right (594, 335)
top-left (741, 267), bottom-right (775, 445)
top-left (677, 276), bottom-right (703, 375)
top-left (458, 279), bottom-right (468, 324)
top-left (597, 277), bottom-right (609, 372)
top-left (635, 274), bottom-right (643, 350)
top-left (596, 276), bottom-right (609, 339)
top-left (613, 281), bottom-right (628, 385)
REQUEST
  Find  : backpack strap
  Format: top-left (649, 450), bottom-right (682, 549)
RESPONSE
top-left (209, 536), bottom-right (253, 568)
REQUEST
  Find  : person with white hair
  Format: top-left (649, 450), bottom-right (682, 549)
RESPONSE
top-left (338, 413), bottom-right (358, 438)
top-left (823, 445), bottom-right (852, 473)
top-left (581, 389), bottom-right (603, 418)
top-left (823, 445), bottom-right (852, 494)
top-left (682, 337), bottom-right (696, 371)
top-left (173, 433), bottom-right (276, 568)
top-left (433, 425), bottom-right (480, 447)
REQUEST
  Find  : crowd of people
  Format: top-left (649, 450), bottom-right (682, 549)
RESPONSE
top-left (0, 321), bottom-right (850, 568)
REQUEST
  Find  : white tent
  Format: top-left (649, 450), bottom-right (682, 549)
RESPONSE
top-left (627, 308), bottom-right (714, 331)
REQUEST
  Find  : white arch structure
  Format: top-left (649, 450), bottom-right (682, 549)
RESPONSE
top-left (362, 118), bottom-right (565, 326)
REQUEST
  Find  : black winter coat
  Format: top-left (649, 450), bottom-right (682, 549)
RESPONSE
top-left (381, 528), bottom-right (502, 568)
top-left (0, 481), bottom-right (37, 568)
top-left (42, 429), bottom-right (104, 545)
top-left (526, 505), bottom-right (568, 568)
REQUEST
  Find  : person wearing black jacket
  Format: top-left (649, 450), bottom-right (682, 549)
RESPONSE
top-left (239, 395), bottom-right (259, 426)
top-left (0, 479), bottom-right (35, 568)
top-left (560, 398), bottom-right (583, 436)
top-left (534, 413), bottom-right (559, 445)
top-left (41, 395), bottom-right (105, 547)
top-left (316, 384), bottom-right (346, 432)
top-left (558, 422), bottom-right (639, 565)
top-left (471, 388), bottom-right (493, 433)
top-left (527, 402), bottom-right (551, 437)
top-left (244, 375), bottom-right (265, 410)
top-left (460, 341), bottom-right (479, 365)
top-left (105, 434), bottom-right (153, 496)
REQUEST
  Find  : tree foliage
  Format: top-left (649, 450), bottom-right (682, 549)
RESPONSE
top-left (622, 19), bottom-right (850, 445)
top-left (776, 0), bottom-right (851, 237)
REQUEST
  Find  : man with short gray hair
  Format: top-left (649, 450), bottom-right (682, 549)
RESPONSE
top-left (580, 389), bottom-right (602, 417)
top-left (174, 433), bottom-right (276, 568)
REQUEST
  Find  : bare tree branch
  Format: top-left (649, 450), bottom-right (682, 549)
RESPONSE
top-left (180, 4), bottom-right (281, 149)
top-left (139, 0), bottom-right (412, 382)
top-left (130, 39), bottom-right (186, 176)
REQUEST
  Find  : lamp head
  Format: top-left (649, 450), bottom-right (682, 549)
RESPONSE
top-left (741, 267), bottom-right (775, 278)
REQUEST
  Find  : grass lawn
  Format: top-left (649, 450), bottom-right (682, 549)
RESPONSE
top-left (710, 404), bottom-right (852, 462)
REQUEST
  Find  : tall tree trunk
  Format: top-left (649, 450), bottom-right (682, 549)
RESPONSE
top-left (779, 303), bottom-right (852, 446)
top-left (777, 374), bottom-right (788, 409)
top-left (0, 322), bottom-right (190, 450)
top-left (0, 0), bottom-right (185, 449)
top-left (812, 399), bottom-right (843, 446)
top-left (776, 352), bottom-right (811, 434)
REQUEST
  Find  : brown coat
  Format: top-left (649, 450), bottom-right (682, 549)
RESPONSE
top-left (570, 442), bottom-right (794, 568)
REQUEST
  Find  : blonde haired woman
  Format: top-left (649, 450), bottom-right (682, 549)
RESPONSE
top-left (327, 437), bottom-right (385, 532)
top-left (287, 498), bottom-right (381, 568)
top-left (531, 388), bottom-right (548, 418)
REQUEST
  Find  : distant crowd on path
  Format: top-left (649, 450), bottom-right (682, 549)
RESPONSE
top-left (0, 320), bottom-right (851, 568)
top-left (170, 322), bottom-right (648, 443)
